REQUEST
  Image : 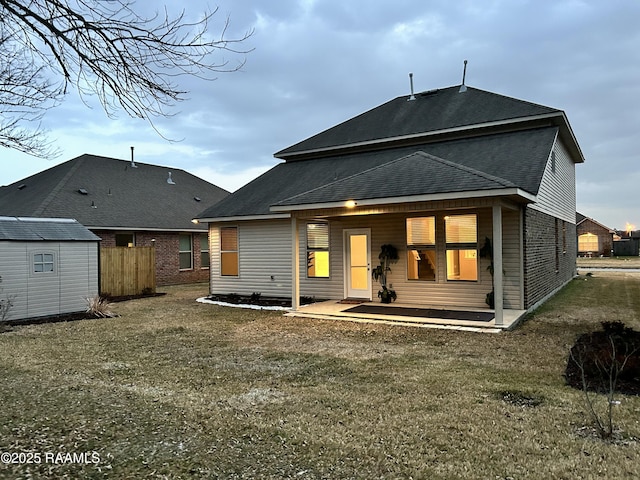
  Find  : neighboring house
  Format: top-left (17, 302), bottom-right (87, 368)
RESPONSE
top-left (0, 154), bottom-right (229, 286)
top-left (576, 213), bottom-right (615, 257)
top-left (197, 84), bottom-right (584, 326)
top-left (0, 216), bottom-right (100, 322)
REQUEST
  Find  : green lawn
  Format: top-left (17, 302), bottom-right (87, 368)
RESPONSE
top-left (1, 276), bottom-right (639, 479)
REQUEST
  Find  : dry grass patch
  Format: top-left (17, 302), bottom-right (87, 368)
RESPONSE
top-left (1, 279), bottom-right (639, 478)
top-left (577, 256), bottom-right (640, 269)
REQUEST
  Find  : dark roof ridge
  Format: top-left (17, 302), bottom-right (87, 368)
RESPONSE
top-left (403, 85), bottom-right (562, 116)
top-left (275, 85), bottom-right (564, 160)
top-left (76, 153), bottom-right (195, 176)
top-left (415, 150), bottom-right (516, 188)
top-left (461, 86), bottom-right (562, 114)
top-left (34, 156), bottom-right (85, 216)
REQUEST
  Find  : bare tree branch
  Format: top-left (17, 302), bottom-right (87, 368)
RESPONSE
top-left (0, 0), bottom-right (252, 157)
top-left (0, 26), bottom-right (62, 157)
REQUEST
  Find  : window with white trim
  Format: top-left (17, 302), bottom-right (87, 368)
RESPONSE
top-left (33, 252), bottom-right (55, 273)
top-left (220, 227), bottom-right (239, 276)
top-left (445, 214), bottom-right (478, 281)
top-left (200, 234), bottom-right (210, 269)
top-left (406, 217), bottom-right (437, 281)
top-left (306, 222), bottom-right (330, 278)
top-left (179, 234), bottom-right (193, 270)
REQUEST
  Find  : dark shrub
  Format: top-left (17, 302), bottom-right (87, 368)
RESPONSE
top-left (250, 292), bottom-right (262, 304)
top-left (565, 321), bottom-right (640, 396)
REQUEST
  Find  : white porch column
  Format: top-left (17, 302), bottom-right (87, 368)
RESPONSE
top-left (492, 205), bottom-right (504, 326)
top-left (291, 216), bottom-right (300, 311)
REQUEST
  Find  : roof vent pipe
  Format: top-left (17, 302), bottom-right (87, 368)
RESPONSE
top-left (459, 60), bottom-right (468, 93)
top-left (408, 73), bottom-right (416, 101)
top-left (130, 146), bottom-right (137, 168)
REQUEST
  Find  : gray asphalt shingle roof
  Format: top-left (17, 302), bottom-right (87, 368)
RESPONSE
top-left (273, 151), bottom-right (518, 207)
top-left (195, 84), bottom-right (583, 221)
top-left (276, 85), bottom-right (561, 158)
top-left (198, 127), bottom-right (558, 219)
top-left (0, 217), bottom-right (100, 241)
top-left (0, 154), bottom-right (229, 230)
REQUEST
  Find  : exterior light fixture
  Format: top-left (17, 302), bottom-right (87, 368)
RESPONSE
top-left (345, 200), bottom-right (357, 208)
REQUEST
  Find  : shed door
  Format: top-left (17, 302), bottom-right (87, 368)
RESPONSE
top-left (344, 229), bottom-right (371, 300)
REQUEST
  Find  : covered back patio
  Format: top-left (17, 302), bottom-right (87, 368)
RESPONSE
top-left (286, 299), bottom-right (527, 333)
top-left (280, 195), bottom-right (531, 329)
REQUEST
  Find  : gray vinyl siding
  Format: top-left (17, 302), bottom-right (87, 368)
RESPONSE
top-left (1, 241), bottom-right (99, 321)
top-left (209, 220), bottom-right (293, 297)
top-left (529, 139), bottom-right (576, 223)
top-left (60, 242), bottom-right (99, 314)
top-left (502, 208), bottom-right (524, 309)
top-left (1, 242), bottom-right (28, 320)
top-left (208, 204), bottom-right (524, 309)
top-left (298, 220), bottom-right (344, 300)
top-left (208, 219), bottom-right (351, 300)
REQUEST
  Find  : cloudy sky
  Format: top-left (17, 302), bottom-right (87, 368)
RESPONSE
top-left (2, 0), bottom-right (639, 230)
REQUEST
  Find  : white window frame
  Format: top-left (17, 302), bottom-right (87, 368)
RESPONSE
top-left (32, 251), bottom-right (56, 275)
top-left (445, 214), bottom-right (478, 282)
top-left (406, 216), bottom-right (437, 282)
top-left (220, 226), bottom-right (239, 277)
top-left (179, 234), bottom-right (193, 270)
top-left (200, 234), bottom-right (210, 269)
top-left (306, 222), bottom-right (330, 278)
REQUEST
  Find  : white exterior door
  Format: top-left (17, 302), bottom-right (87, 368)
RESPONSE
top-left (344, 229), bottom-right (371, 299)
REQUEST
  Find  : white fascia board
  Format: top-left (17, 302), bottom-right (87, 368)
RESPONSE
top-left (558, 111), bottom-right (586, 163)
top-left (85, 225), bottom-right (208, 232)
top-left (196, 213), bottom-right (291, 223)
top-left (270, 188), bottom-right (537, 213)
top-left (277, 113), bottom-right (564, 160)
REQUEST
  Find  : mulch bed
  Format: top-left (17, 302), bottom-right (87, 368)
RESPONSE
top-left (3, 312), bottom-right (97, 328)
top-left (2, 292), bottom-right (162, 330)
top-left (106, 292), bottom-right (166, 302)
top-left (206, 294), bottom-right (323, 308)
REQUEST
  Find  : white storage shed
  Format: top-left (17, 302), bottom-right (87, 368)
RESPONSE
top-left (0, 217), bottom-right (100, 322)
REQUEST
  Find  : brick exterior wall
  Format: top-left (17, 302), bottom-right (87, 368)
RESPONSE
top-left (523, 208), bottom-right (577, 309)
top-left (576, 219), bottom-right (613, 257)
top-left (94, 230), bottom-right (209, 286)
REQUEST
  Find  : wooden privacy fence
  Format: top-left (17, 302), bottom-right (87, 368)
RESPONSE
top-left (100, 247), bottom-right (156, 297)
